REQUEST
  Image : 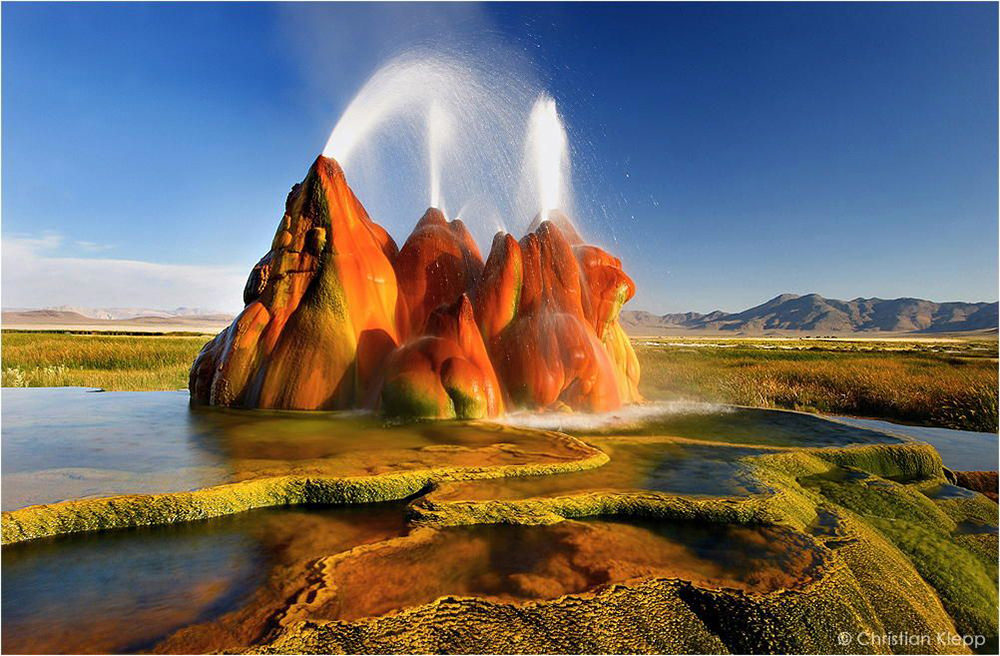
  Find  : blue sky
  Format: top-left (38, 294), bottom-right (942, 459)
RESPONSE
top-left (3, 2), bottom-right (997, 313)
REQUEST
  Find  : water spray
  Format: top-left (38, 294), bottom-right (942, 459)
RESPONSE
top-left (525, 95), bottom-right (571, 221)
top-left (427, 101), bottom-right (451, 211)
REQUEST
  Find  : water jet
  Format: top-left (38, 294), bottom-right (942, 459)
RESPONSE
top-left (191, 55), bottom-right (641, 418)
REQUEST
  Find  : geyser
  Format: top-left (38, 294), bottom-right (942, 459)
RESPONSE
top-left (427, 102), bottom-right (450, 211)
top-left (525, 95), bottom-right (571, 221)
top-left (316, 50), bottom-right (546, 247)
top-left (191, 154), bottom-right (640, 418)
top-left (191, 52), bottom-right (639, 419)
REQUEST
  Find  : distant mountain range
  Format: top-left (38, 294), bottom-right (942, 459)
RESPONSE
top-left (622, 294), bottom-right (999, 335)
top-left (2, 306), bottom-right (231, 321)
top-left (1, 306), bottom-right (234, 331)
top-left (3, 297), bottom-right (997, 336)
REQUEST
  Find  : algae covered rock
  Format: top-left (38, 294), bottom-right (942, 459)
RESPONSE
top-left (190, 158), bottom-right (642, 415)
top-left (190, 156), bottom-right (400, 410)
top-left (378, 295), bottom-right (504, 419)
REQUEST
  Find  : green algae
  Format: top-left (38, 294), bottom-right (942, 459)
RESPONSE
top-left (3, 409), bottom-right (996, 655)
top-left (380, 376), bottom-right (455, 419)
top-left (871, 517), bottom-right (997, 650)
top-left (2, 434), bottom-right (609, 544)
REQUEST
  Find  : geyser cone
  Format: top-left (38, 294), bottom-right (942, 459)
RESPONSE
top-left (379, 294), bottom-right (504, 419)
top-left (574, 244), bottom-right (642, 404)
top-left (190, 155), bottom-right (400, 410)
top-left (473, 217), bottom-right (642, 412)
top-left (394, 207), bottom-right (484, 339)
top-left (527, 209), bottom-right (583, 246)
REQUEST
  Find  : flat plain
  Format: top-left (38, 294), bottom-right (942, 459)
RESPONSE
top-left (2, 330), bottom-right (996, 431)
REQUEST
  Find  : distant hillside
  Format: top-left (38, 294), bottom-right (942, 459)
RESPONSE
top-left (2, 308), bottom-right (234, 333)
top-left (38, 306), bottom-right (228, 321)
top-left (622, 294), bottom-right (999, 335)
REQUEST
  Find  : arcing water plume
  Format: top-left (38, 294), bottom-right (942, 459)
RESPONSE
top-left (524, 95), bottom-right (572, 221)
top-left (191, 49), bottom-right (641, 420)
top-left (322, 52), bottom-right (478, 165)
top-left (320, 49), bottom-right (544, 247)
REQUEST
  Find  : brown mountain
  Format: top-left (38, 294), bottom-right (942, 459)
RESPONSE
top-left (2, 309), bottom-right (234, 332)
top-left (622, 294), bottom-right (999, 335)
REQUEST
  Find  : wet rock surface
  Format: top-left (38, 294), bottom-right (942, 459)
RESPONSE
top-left (3, 395), bottom-right (997, 654)
top-left (189, 156), bottom-right (641, 418)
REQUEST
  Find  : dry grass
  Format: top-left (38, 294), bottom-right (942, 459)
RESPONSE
top-left (2, 331), bottom-right (996, 432)
top-left (636, 339), bottom-right (999, 432)
top-left (1, 331), bottom-right (210, 391)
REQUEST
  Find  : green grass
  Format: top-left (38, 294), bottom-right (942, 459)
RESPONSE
top-left (1, 331), bottom-right (210, 391)
top-left (636, 338), bottom-right (999, 432)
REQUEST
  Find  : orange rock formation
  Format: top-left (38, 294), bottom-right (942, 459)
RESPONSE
top-left (190, 155), bottom-right (640, 419)
top-left (473, 217), bottom-right (640, 413)
top-left (394, 208), bottom-right (483, 339)
top-left (190, 156), bottom-right (400, 410)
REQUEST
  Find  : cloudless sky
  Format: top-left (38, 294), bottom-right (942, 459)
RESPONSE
top-left (3, 2), bottom-right (997, 313)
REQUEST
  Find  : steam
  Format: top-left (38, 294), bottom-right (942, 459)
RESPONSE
top-left (500, 401), bottom-right (731, 432)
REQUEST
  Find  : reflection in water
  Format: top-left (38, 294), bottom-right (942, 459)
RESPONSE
top-left (1, 389), bottom-right (226, 510)
top-left (3, 389), bottom-right (957, 655)
top-left (1, 504), bottom-right (408, 655)
top-left (833, 416), bottom-right (997, 471)
top-left (185, 406), bottom-right (589, 481)
top-left (922, 482), bottom-right (979, 500)
top-left (0, 503), bottom-right (825, 654)
top-left (1, 388), bottom-right (594, 511)
top-left (433, 438), bottom-right (770, 502)
top-left (304, 518), bottom-right (825, 623)
top-left (2, 389), bottom-right (905, 512)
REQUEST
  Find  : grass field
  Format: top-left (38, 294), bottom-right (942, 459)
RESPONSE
top-left (637, 337), bottom-right (998, 432)
top-left (2, 330), bottom-right (997, 432)
top-left (1, 331), bottom-right (208, 391)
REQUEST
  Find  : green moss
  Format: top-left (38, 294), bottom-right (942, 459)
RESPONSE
top-left (381, 377), bottom-right (455, 419)
top-left (803, 472), bottom-right (954, 528)
top-left (2, 442), bottom-right (609, 544)
top-left (410, 487), bottom-right (781, 529)
top-left (444, 384), bottom-right (486, 420)
top-left (816, 441), bottom-right (944, 481)
top-left (871, 517), bottom-right (998, 649)
top-left (4, 416), bottom-right (994, 654)
top-left (253, 530), bottom-right (962, 655)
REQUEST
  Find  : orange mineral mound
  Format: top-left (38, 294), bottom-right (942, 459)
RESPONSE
top-left (191, 156), bottom-right (640, 417)
top-left (190, 156), bottom-right (400, 410)
top-left (473, 219), bottom-right (641, 412)
top-left (394, 208), bottom-right (484, 339)
top-left (378, 294), bottom-right (504, 419)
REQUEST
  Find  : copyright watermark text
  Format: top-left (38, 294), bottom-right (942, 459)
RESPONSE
top-left (837, 631), bottom-right (986, 649)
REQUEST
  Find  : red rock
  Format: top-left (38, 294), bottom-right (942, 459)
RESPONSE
top-left (379, 295), bottom-right (504, 419)
top-left (192, 155), bottom-right (640, 417)
top-left (394, 208), bottom-right (483, 340)
top-left (190, 156), bottom-right (400, 410)
top-left (474, 220), bottom-right (637, 413)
